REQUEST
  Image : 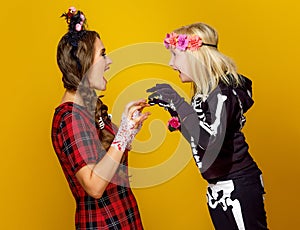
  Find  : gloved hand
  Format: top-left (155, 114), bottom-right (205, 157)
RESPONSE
top-left (146, 84), bottom-right (185, 111)
top-left (147, 84), bottom-right (200, 144)
top-left (147, 97), bottom-right (178, 117)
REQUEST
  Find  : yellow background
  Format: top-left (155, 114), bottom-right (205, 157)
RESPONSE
top-left (1, 0), bottom-right (299, 229)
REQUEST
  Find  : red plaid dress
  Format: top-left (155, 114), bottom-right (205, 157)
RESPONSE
top-left (51, 102), bottom-right (143, 230)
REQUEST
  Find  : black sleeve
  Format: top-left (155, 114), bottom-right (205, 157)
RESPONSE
top-left (176, 101), bottom-right (201, 144)
top-left (176, 89), bottom-right (233, 153)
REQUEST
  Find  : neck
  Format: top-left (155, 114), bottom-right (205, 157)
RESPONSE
top-left (61, 90), bottom-right (85, 106)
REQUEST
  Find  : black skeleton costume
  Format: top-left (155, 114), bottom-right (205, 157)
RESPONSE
top-left (147, 75), bottom-right (268, 230)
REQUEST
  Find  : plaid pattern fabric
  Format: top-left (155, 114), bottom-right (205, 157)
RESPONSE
top-left (51, 102), bottom-right (143, 229)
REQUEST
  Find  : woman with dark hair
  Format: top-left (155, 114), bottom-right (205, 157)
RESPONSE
top-left (51, 7), bottom-right (149, 229)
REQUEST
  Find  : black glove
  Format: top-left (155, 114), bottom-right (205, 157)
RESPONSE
top-left (146, 83), bottom-right (200, 143)
top-left (146, 84), bottom-right (185, 111)
top-left (147, 97), bottom-right (178, 117)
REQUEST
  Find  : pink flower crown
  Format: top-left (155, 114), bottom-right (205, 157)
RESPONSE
top-left (164, 32), bottom-right (217, 51)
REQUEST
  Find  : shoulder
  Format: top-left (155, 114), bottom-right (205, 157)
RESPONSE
top-left (54, 102), bottom-right (75, 117)
top-left (52, 102), bottom-right (73, 129)
top-left (53, 102), bottom-right (93, 129)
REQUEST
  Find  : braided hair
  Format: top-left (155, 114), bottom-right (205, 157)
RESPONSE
top-left (95, 96), bottom-right (129, 184)
top-left (56, 7), bottom-right (99, 114)
top-left (95, 96), bottom-right (116, 151)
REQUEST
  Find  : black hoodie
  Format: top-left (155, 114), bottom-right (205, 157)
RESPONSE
top-left (177, 75), bottom-right (260, 181)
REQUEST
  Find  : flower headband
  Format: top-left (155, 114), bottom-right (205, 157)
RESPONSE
top-left (164, 32), bottom-right (217, 51)
top-left (60, 6), bottom-right (88, 72)
top-left (61, 6), bottom-right (86, 31)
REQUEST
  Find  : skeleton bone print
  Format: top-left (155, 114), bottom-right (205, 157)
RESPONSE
top-left (191, 93), bottom-right (227, 137)
top-left (207, 180), bottom-right (246, 230)
top-left (232, 89), bottom-right (246, 130)
top-left (190, 93), bottom-right (227, 170)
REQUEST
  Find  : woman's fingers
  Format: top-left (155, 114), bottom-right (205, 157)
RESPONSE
top-left (122, 98), bottom-right (151, 129)
top-left (139, 112), bottom-right (151, 123)
top-left (127, 105), bottom-right (142, 119)
top-left (138, 101), bottom-right (150, 113)
top-left (132, 112), bottom-right (151, 129)
top-left (126, 100), bottom-right (149, 118)
top-left (125, 99), bottom-right (147, 110)
top-left (124, 99), bottom-right (148, 116)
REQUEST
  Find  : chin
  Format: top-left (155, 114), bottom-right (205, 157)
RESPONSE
top-left (180, 75), bottom-right (193, 83)
top-left (179, 77), bottom-right (190, 83)
top-left (94, 85), bottom-right (106, 91)
top-left (97, 81), bottom-right (107, 91)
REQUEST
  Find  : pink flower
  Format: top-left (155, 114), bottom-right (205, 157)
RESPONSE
top-left (176, 34), bottom-right (189, 51)
top-left (75, 23), bottom-right (82, 31)
top-left (167, 117), bottom-right (181, 132)
top-left (80, 13), bottom-right (85, 21)
top-left (164, 32), bottom-right (206, 51)
top-left (69, 6), bottom-right (76, 13)
top-left (164, 32), bottom-right (178, 49)
top-left (188, 35), bottom-right (203, 51)
top-left (67, 6), bottom-right (77, 21)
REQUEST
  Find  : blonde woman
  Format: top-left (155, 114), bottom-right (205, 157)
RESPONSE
top-left (147, 23), bottom-right (268, 230)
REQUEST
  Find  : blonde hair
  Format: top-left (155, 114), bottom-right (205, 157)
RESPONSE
top-left (173, 22), bottom-right (241, 97)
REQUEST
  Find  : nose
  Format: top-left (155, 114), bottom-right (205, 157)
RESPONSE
top-left (106, 56), bottom-right (112, 66)
top-left (168, 56), bottom-right (174, 67)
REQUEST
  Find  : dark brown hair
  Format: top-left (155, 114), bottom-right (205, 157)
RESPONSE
top-left (95, 96), bottom-right (116, 151)
top-left (57, 9), bottom-right (114, 153)
top-left (56, 30), bottom-right (100, 113)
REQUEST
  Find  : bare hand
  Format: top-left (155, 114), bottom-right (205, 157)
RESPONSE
top-left (124, 99), bottom-right (151, 129)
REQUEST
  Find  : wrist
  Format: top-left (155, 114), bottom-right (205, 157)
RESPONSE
top-left (111, 116), bottom-right (135, 152)
top-left (176, 101), bottom-right (196, 120)
top-left (111, 141), bottom-right (126, 152)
